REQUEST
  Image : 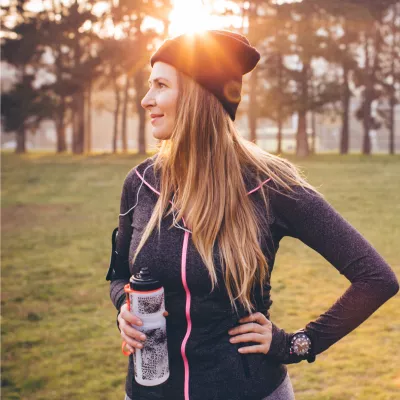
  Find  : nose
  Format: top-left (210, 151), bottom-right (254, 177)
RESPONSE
top-left (141, 89), bottom-right (155, 110)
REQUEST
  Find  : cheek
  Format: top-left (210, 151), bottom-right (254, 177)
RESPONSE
top-left (158, 91), bottom-right (178, 116)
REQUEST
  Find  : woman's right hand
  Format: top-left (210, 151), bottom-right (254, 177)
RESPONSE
top-left (118, 303), bottom-right (147, 354)
top-left (118, 303), bottom-right (169, 354)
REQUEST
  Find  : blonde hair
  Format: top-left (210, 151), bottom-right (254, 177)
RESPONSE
top-left (133, 71), bottom-right (323, 314)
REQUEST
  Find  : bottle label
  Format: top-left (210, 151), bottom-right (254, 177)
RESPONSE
top-left (138, 327), bottom-right (169, 381)
top-left (135, 291), bottom-right (165, 315)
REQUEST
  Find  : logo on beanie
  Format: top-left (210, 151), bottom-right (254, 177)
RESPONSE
top-left (223, 80), bottom-right (242, 104)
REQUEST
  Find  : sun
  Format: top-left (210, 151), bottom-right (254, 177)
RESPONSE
top-left (169, 0), bottom-right (241, 37)
top-left (169, 0), bottom-right (214, 36)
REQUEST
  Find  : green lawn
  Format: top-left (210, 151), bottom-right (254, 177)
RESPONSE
top-left (2, 152), bottom-right (399, 400)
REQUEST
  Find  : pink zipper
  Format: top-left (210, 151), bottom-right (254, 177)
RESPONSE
top-left (135, 168), bottom-right (271, 400)
top-left (180, 229), bottom-right (192, 400)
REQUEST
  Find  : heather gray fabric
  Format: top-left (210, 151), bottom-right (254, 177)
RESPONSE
top-left (261, 373), bottom-right (295, 400)
top-left (110, 154), bottom-right (399, 400)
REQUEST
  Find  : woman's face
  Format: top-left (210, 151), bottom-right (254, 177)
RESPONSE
top-left (141, 62), bottom-right (179, 140)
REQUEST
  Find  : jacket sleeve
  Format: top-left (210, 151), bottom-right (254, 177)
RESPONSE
top-left (109, 168), bottom-right (138, 312)
top-left (265, 184), bottom-right (399, 364)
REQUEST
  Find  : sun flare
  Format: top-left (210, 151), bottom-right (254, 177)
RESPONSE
top-left (169, 0), bottom-right (213, 36)
top-left (169, 0), bottom-right (241, 37)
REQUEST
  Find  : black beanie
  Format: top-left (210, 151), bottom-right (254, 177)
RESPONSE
top-left (150, 30), bottom-right (260, 121)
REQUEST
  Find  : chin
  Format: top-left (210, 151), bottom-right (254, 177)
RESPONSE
top-left (152, 129), bottom-right (172, 141)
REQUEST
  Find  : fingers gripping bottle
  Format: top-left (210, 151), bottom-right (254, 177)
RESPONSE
top-left (123, 266), bottom-right (169, 386)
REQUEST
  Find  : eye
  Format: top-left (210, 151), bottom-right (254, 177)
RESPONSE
top-left (148, 81), bottom-right (167, 89)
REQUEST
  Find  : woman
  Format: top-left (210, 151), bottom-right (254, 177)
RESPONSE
top-left (108, 30), bottom-right (399, 400)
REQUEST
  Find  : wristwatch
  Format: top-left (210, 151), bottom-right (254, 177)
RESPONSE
top-left (289, 329), bottom-right (316, 363)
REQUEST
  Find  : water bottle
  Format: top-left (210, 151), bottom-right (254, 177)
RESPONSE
top-left (123, 266), bottom-right (169, 386)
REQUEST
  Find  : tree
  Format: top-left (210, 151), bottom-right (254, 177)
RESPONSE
top-left (379, 2), bottom-right (400, 154)
top-left (1, 0), bottom-right (103, 154)
top-left (98, 0), bottom-right (172, 154)
top-left (1, 75), bottom-right (54, 153)
top-left (259, 2), bottom-right (298, 154)
top-left (1, 1), bottom-right (47, 152)
top-left (221, 1), bottom-right (278, 144)
top-left (322, 1), bottom-right (363, 154)
top-left (274, 0), bottom-right (339, 157)
top-left (352, 1), bottom-right (396, 154)
top-left (55, 1), bottom-right (100, 154)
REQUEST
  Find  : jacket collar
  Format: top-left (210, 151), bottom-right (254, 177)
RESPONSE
top-left (135, 153), bottom-right (268, 195)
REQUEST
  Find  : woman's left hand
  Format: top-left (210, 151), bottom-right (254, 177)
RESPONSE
top-left (228, 312), bottom-right (272, 354)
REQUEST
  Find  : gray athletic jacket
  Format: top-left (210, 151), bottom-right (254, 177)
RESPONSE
top-left (109, 154), bottom-right (399, 400)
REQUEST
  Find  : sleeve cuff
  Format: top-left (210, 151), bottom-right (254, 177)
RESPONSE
top-left (267, 321), bottom-right (314, 364)
top-left (267, 321), bottom-right (292, 362)
top-left (116, 298), bottom-right (127, 333)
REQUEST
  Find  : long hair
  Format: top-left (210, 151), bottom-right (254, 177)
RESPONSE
top-left (133, 71), bottom-right (323, 314)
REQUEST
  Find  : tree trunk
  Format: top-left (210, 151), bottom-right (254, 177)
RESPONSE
top-left (247, 1), bottom-right (259, 144)
top-left (85, 80), bottom-right (92, 153)
top-left (276, 52), bottom-right (283, 154)
top-left (113, 78), bottom-right (121, 154)
top-left (296, 63), bottom-right (310, 157)
top-left (362, 97), bottom-right (371, 155)
top-left (248, 69), bottom-right (258, 143)
top-left (362, 95), bottom-right (371, 155)
top-left (311, 111), bottom-right (316, 154)
top-left (121, 74), bottom-right (130, 153)
top-left (362, 22), bottom-right (381, 155)
top-left (56, 120), bottom-right (67, 153)
top-left (132, 17), bottom-right (147, 155)
top-left (56, 97), bottom-right (67, 153)
top-left (277, 116), bottom-right (283, 155)
top-left (72, 35), bottom-right (85, 154)
top-left (134, 69), bottom-right (146, 155)
top-left (388, 4), bottom-right (398, 155)
top-left (362, 35), bottom-right (372, 155)
top-left (72, 98), bottom-right (78, 153)
top-left (53, 47), bottom-right (67, 153)
top-left (340, 65), bottom-right (350, 154)
top-left (74, 91), bottom-right (85, 154)
top-left (296, 110), bottom-right (308, 157)
top-left (15, 125), bottom-right (26, 153)
top-left (137, 105), bottom-right (146, 155)
top-left (389, 94), bottom-right (395, 155)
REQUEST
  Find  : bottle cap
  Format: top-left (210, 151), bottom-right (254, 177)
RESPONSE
top-left (130, 266), bottom-right (162, 292)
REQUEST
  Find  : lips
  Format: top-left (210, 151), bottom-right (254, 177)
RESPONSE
top-left (150, 114), bottom-right (164, 124)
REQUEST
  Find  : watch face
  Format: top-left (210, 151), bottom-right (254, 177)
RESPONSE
top-left (291, 333), bottom-right (311, 356)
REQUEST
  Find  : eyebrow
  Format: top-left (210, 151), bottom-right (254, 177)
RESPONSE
top-left (148, 77), bottom-right (171, 85)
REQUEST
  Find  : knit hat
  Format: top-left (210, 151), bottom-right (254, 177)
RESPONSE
top-left (150, 30), bottom-right (260, 121)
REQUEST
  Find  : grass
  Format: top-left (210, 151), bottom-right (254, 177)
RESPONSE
top-left (1, 151), bottom-right (399, 400)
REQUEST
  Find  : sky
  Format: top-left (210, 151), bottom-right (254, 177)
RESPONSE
top-left (0, 0), bottom-right (247, 37)
top-left (0, 0), bottom-right (302, 38)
